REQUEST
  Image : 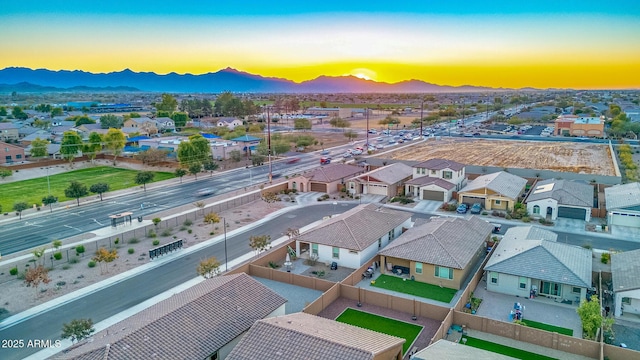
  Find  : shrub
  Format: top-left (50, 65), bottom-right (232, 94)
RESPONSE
top-left (62, 264), bottom-right (71, 270)
top-left (128, 248), bottom-right (135, 254)
top-left (522, 216), bottom-right (531, 223)
top-left (601, 252), bottom-right (611, 264)
top-left (180, 226), bottom-right (188, 231)
top-left (183, 219), bottom-right (193, 226)
top-left (69, 257), bottom-right (80, 264)
top-left (147, 230), bottom-right (157, 238)
top-left (9, 267), bottom-right (18, 276)
top-left (161, 229), bottom-right (172, 237)
top-left (268, 261), bottom-right (280, 269)
top-left (114, 238), bottom-right (120, 245)
top-left (152, 240), bottom-right (160, 246)
top-left (88, 261), bottom-right (96, 268)
top-left (128, 238), bottom-right (140, 244)
top-left (209, 231), bottom-right (215, 235)
top-left (582, 244), bottom-right (593, 249)
top-left (187, 229), bottom-right (193, 234)
top-left (75, 245), bottom-right (85, 256)
top-left (53, 252), bottom-right (63, 260)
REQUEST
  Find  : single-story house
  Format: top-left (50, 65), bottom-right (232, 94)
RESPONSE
top-left (217, 117), bottom-right (244, 130)
top-left (605, 182), bottom-right (640, 229)
top-left (295, 203), bottom-right (413, 269)
top-left (525, 178), bottom-right (593, 221)
top-left (378, 216), bottom-right (493, 290)
top-left (19, 130), bottom-right (52, 145)
top-left (347, 162), bottom-right (413, 197)
top-left (458, 171), bottom-right (527, 211)
top-left (0, 123), bottom-right (20, 142)
top-left (611, 249), bottom-right (640, 317)
top-left (288, 163), bottom-right (365, 193)
top-left (484, 226), bottom-right (591, 302)
top-left (226, 312), bottom-right (405, 360)
top-left (0, 141), bottom-right (25, 164)
top-left (55, 273), bottom-right (287, 360)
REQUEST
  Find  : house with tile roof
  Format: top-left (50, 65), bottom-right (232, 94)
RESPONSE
top-left (295, 203), bottom-right (413, 268)
top-left (484, 226), bottom-right (591, 302)
top-left (288, 163), bottom-right (365, 193)
top-left (54, 273), bottom-right (287, 360)
top-left (0, 122), bottom-right (20, 141)
top-left (611, 249), bottom-right (640, 317)
top-left (378, 216), bottom-right (493, 290)
top-left (605, 182), bottom-right (640, 229)
top-left (525, 178), bottom-right (593, 221)
top-left (0, 141), bottom-right (25, 164)
top-left (347, 162), bottom-right (413, 197)
top-left (216, 117), bottom-right (244, 130)
top-left (405, 158), bottom-right (466, 201)
top-left (226, 312), bottom-right (405, 360)
top-left (458, 171), bottom-right (527, 211)
top-left (154, 117), bottom-right (175, 132)
top-left (123, 116), bottom-right (158, 134)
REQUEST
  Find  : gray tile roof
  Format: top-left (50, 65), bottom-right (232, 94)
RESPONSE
top-left (605, 182), bottom-right (640, 210)
top-left (55, 273), bottom-right (287, 360)
top-left (612, 249), bottom-right (640, 292)
top-left (526, 178), bottom-right (593, 207)
top-left (404, 176), bottom-right (455, 190)
top-left (304, 163), bottom-right (364, 183)
top-left (485, 226), bottom-right (591, 288)
top-left (378, 216), bottom-right (493, 269)
top-left (413, 158), bottom-right (465, 171)
top-left (352, 162), bottom-right (413, 185)
top-left (226, 312), bottom-right (405, 360)
top-left (298, 203), bottom-right (412, 251)
top-left (460, 171), bottom-right (527, 200)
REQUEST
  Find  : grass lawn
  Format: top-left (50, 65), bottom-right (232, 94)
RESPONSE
top-left (463, 336), bottom-right (558, 360)
top-left (521, 319), bottom-right (573, 336)
top-left (0, 166), bottom-right (174, 211)
top-left (336, 308), bottom-right (422, 354)
top-left (371, 274), bottom-right (457, 303)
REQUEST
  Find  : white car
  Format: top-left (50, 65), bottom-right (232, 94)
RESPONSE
top-left (351, 149), bottom-right (363, 155)
top-left (376, 144), bottom-right (384, 149)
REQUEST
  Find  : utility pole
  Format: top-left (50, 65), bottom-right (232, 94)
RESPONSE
top-left (267, 106), bottom-right (272, 184)
top-left (223, 217), bottom-right (228, 271)
top-left (420, 99), bottom-right (424, 138)
top-left (365, 108), bottom-right (369, 146)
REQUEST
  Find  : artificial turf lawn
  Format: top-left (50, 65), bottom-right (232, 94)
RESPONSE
top-left (371, 274), bottom-right (457, 303)
top-left (463, 336), bottom-right (558, 360)
top-left (0, 166), bottom-right (174, 211)
top-left (336, 308), bottom-right (422, 354)
top-left (521, 319), bottom-right (573, 336)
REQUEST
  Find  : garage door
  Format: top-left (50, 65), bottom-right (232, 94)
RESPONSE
top-left (557, 206), bottom-right (587, 220)
top-left (461, 195), bottom-right (484, 205)
top-left (366, 184), bottom-right (388, 196)
top-left (422, 190), bottom-right (444, 201)
top-left (310, 182), bottom-right (327, 192)
top-left (610, 213), bottom-right (640, 227)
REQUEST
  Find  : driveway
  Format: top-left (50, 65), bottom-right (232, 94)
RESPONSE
top-left (473, 285), bottom-right (583, 337)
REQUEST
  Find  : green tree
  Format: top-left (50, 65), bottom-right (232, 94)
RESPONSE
top-left (177, 134), bottom-right (211, 168)
top-left (13, 202), bottom-right (29, 219)
top-left (344, 130), bottom-right (358, 141)
top-left (71, 115), bottom-right (95, 126)
top-left (30, 137), bottom-right (49, 158)
top-left (174, 168), bottom-right (187, 183)
top-left (214, 91), bottom-right (235, 115)
top-left (60, 131), bottom-right (83, 167)
top-left (293, 119), bottom-right (311, 130)
top-left (252, 153), bottom-right (265, 166)
top-left (202, 160), bottom-right (219, 177)
top-left (0, 106), bottom-right (7, 116)
top-left (329, 117), bottom-right (350, 132)
top-left (136, 148), bottom-right (169, 166)
top-left (83, 132), bottom-right (103, 163)
top-left (170, 112), bottom-right (189, 128)
top-left (99, 114), bottom-right (122, 129)
top-left (103, 128), bottom-right (126, 165)
top-left (65, 181), bottom-right (89, 206)
top-left (61, 319), bottom-right (95, 344)
top-left (50, 107), bottom-right (63, 117)
top-left (249, 234), bottom-right (271, 256)
top-left (272, 140), bottom-right (290, 156)
top-left (576, 295), bottom-right (614, 340)
top-left (188, 162), bottom-right (202, 180)
top-left (11, 106), bottom-right (28, 120)
top-left (229, 150), bottom-right (243, 163)
top-left (203, 212), bottom-right (220, 234)
top-left (378, 115), bottom-right (401, 128)
top-left (155, 93), bottom-right (178, 112)
top-left (134, 171), bottom-right (155, 191)
top-left (42, 194), bottom-right (58, 213)
top-left (0, 168), bottom-right (12, 180)
top-left (89, 183), bottom-right (109, 201)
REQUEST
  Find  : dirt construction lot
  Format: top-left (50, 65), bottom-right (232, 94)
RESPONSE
top-left (384, 138), bottom-right (616, 176)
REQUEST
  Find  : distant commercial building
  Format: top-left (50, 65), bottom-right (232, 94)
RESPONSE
top-left (554, 115), bottom-right (605, 137)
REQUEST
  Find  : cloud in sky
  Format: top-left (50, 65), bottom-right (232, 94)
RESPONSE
top-left (1, 1), bottom-right (639, 89)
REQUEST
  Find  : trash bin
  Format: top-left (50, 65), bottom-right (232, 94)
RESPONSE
top-left (138, 216), bottom-right (143, 222)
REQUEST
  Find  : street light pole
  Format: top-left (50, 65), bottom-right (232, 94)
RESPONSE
top-left (365, 108), bottom-right (369, 147)
top-left (420, 100), bottom-right (424, 138)
top-left (223, 217), bottom-right (228, 272)
top-left (46, 167), bottom-right (51, 195)
top-left (267, 106), bottom-right (272, 184)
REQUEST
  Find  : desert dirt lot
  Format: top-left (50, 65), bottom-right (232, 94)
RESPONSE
top-left (382, 138), bottom-right (616, 176)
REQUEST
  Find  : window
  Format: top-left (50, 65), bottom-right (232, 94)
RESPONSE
top-left (421, 168), bottom-right (426, 175)
top-left (311, 243), bottom-right (318, 256)
top-left (495, 200), bottom-right (501, 205)
top-left (415, 262), bottom-right (422, 274)
top-left (378, 238), bottom-right (382, 248)
top-left (443, 171), bottom-right (452, 179)
top-left (533, 205), bottom-right (540, 214)
top-left (572, 287), bottom-right (581, 294)
top-left (16, 154), bottom-right (22, 159)
top-left (622, 297), bottom-right (631, 305)
top-left (332, 247), bottom-right (339, 259)
top-left (431, 169), bottom-right (437, 175)
top-left (388, 229), bottom-right (395, 241)
top-left (490, 272), bottom-right (498, 284)
top-left (435, 266), bottom-right (454, 280)
top-left (519, 277), bottom-right (527, 289)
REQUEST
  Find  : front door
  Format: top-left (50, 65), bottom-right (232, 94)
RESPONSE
top-left (540, 281), bottom-right (562, 297)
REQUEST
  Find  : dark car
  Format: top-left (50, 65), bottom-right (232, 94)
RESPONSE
top-left (456, 204), bottom-right (468, 214)
top-left (470, 203), bottom-right (482, 214)
top-left (195, 188), bottom-right (215, 197)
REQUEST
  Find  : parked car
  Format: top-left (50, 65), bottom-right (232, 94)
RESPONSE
top-left (456, 203), bottom-right (468, 214)
top-left (470, 203), bottom-right (482, 214)
top-left (321, 150), bottom-right (330, 155)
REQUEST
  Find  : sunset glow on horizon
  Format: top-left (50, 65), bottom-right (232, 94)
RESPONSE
top-left (1, 0), bottom-right (639, 89)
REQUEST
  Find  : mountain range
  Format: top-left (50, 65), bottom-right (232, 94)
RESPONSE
top-left (0, 67), bottom-right (507, 93)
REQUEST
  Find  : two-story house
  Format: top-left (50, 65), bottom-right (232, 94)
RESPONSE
top-left (0, 123), bottom-right (20, 142)
top-left (404, 158), bottom-right (466, 202)
top-left (123, 117), bottom-right (158, 134)
top-left (0, 141), bottom-right (25, 164)
top-left (217, 117), bottom-right (244, 130)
